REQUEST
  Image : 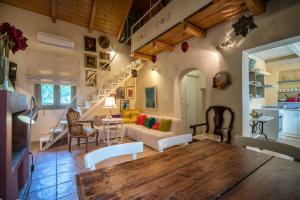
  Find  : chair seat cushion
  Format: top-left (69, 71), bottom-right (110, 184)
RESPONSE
top-left (83, 127), bottom-right (96, 136)
top-left (193, 133), bottom-right (221, 142)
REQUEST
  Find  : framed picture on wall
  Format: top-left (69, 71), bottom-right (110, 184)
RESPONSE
top-left (84, 36), bottom-right (96, 52)
top-left (126, 87), bottom-right (135, 99)
top-left (116, 87), bottom-right (125, 99)
top-left (120, 100), bottom-right (130, 112)
top-left (99, 51), bottom-right (110, 61)
top-left (144, 86), bottom-right (157, 110)
top-left (125, 77), bottom-right (135, 87)
top-left (85, 54), bottom-right (97, 68)
top-left (85, 70), bottom-right (97, 87)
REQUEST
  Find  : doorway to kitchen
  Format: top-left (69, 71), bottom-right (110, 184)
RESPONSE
top-left (242, 35), bottom-right (300, 147)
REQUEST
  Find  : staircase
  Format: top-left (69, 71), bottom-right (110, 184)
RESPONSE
top-left (40, 58), bottom-right (144, 150)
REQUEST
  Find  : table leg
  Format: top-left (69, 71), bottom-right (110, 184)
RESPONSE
top-left (121, 123), bottom-right (124, 143)
top-left (107, 123), bottom-right (110, 145)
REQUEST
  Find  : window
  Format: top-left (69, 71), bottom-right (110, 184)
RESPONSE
top-left (35, 84), bottom-right (76, 109)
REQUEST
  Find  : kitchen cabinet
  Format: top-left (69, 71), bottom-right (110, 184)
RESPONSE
top-left (282, 110), bottom-right (300, 137)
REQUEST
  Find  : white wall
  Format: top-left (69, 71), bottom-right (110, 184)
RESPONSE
top-left (0, 3), bottom-right (132, 141)
top-left (136, 0), bottom-right (300, 137)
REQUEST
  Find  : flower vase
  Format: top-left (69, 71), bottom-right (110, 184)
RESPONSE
top-left (0, 56), bottom-right (11, 91)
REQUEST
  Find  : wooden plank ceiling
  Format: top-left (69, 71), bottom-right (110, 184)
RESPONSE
top-left (0, 0), bottom-right (133, 38)
top-left (133, 0), bottom-right (266, 60)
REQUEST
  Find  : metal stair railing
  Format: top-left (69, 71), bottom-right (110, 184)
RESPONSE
top-left (79, 62), bottom-right (144, 120)
top-left (42, 94), bottom-right (77, 150)
top-left (44, 12), bottom-right (145, 150)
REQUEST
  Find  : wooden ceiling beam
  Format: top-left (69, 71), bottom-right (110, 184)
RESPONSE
top-left (88, 0), bottom-right (97, 33)
top-left (245, 0), bottom-right (266, 15)
top-left (152, 40), bottom-right (175, 52)
top-left (183, 22), bottom-right (206, 38)
top-left (51, 0), bottom-right (56, 23)
top-left (117, 0), bottom-right (134, 40)
top-left (132, 52), bottom-right (152, 61)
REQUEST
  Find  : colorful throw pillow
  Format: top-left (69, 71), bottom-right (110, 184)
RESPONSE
top-left (159, 119), bottom-right (172, 132)
top-left (136, 114), bottom-right (146, 125)
top-left (123, 110), bottom-right (131, 118)
top-left (131, 110), bottom-right (140, 118)
top-left (147, 117), bottom-right (156, 129)
top-left (144, 118), bottom-right (149, 127)
top-left (152, 122), bottom-right (160, 130)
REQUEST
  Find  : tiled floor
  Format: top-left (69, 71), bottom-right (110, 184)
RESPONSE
top-left (28, 138), bottom-right (157, 200)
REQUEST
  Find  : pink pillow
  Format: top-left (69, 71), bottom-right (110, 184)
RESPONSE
top-left (136, 114), bottom-right (146, 125)
top-left (152, 122), bottom-right (160, 130)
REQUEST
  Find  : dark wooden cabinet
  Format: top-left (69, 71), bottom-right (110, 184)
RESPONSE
top-left (0, 91), bottom-right (29, 200)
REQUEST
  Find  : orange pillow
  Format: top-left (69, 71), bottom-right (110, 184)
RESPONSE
top-left (136, 114), bottom-right (146, 125)
top-left (152, 122), bottom-right (160, 130)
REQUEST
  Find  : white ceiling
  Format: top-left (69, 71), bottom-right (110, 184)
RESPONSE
top-left (253, 42), bottom-right (300, 60)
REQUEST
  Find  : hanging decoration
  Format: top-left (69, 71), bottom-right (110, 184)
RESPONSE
top-left (181, 41), bottom-right (189, 53)
top-left (216, 13), bottom-right (257, 50)
top-left (213, 71), bottom-right (232, 90)
top-left (151, 55), bottom-right (157, 63)
top-left (232, 15), bottom-right (257, 37)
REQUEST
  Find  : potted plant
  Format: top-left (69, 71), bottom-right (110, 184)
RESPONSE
top-left (0, 22), bottom-right (28, 90)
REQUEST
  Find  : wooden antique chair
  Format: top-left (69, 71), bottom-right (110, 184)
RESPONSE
top-left (66, 108), bottom-right (99, 152)
top-left (190, 106), bottom-right (234, 144)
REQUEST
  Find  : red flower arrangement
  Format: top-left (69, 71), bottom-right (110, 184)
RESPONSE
top-left (0, 22), bottom-right (28, 55)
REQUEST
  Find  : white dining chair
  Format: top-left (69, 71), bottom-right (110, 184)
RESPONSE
top-left (235, 136), bottom-right (300, 161)
top-left (157, 134), bottom-right (193, 152)
top-left (84, 142), bottom-right (144, 171)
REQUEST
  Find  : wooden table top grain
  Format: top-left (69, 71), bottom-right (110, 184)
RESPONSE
top-left (76, 140), bottom-right (300, 200)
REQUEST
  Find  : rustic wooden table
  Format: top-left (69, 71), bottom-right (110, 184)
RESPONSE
top-left (76, 140), bottom-right (300, 200)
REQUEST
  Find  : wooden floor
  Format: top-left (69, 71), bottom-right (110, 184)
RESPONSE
top-left (29, 138), bottom-right (157, 200)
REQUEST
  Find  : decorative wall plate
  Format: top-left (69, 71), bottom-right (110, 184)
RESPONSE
top-left (213, 71), bottom-right (232, 90)
top-left (98, 35), bottom-right (110, 49)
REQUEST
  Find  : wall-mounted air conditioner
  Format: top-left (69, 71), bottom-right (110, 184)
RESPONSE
top-left (37, 31), bottom-right (75, 49)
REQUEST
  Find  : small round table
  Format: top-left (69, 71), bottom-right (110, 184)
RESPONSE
top-left (101, 118), bottom-right (124, 145)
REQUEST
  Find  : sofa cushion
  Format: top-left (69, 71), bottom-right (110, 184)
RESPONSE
top-left (152, 122), bottom-right (160, 130)
top-left (124, 117), bottom-right (136, 124)
top-left (136, 114), bottom-right (146, 125)
top-left (147, 117), bottom-right (156, 129)
top-left (123, 110), bottom-right (131, 118)
top-left (159, 119), bottom-right (172, 132)
top-left (141, 114), bottom-right (183, 134)
top-left (144, 118), bottom-right (149, 127)
top-left (125, 124), bottom-right (176, 150)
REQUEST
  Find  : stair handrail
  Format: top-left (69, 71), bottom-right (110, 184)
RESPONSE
top-left (47, 94), bottom-right (77, 142)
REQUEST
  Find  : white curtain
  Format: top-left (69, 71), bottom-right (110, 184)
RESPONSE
top-left (25, 49), bottom-right (80, 86)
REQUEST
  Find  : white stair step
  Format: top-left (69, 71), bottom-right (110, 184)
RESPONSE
top-left (60, 120), bottom-right (68, 125)
top-left (78, 107), bottom-right (89, 115)
top-left (84, 100), bottom-right (91, 108)
top-left (50, 126), bottom-right (64, 134)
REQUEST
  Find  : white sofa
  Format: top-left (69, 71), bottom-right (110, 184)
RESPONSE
top-left (124, 114), bottom-right (184, 151)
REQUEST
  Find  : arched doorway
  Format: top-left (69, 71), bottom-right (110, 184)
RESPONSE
top-left (174, 68), bottom-right (206, 133)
